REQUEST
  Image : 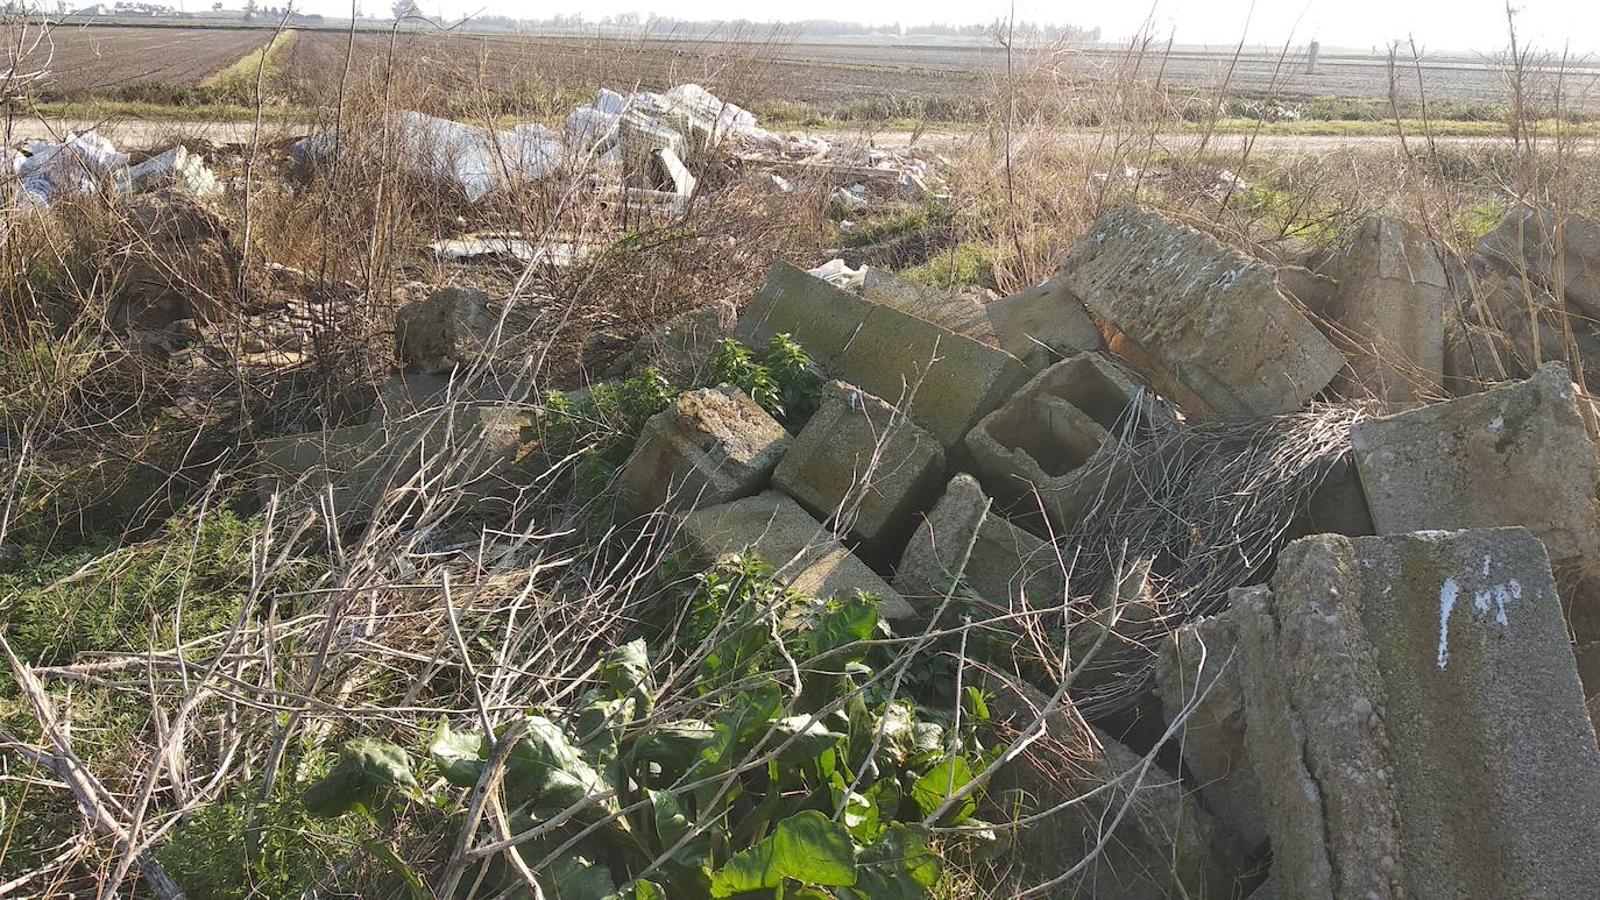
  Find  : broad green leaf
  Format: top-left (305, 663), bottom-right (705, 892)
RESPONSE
top-left (910, 757), bottom-right (977, 825)
top-left (429, 721), bottom-right (485, 788)
top-left (771, 716), bottom-right (846, 773)
top-left (505, 716), bottom-right (612, 812)
top-left (832, 774), bottom-right (881, 844)
top-left (600, 638), bottom-right (655, 717)
top-left (633, 720), bottom-right (716, 781)
top-left (707, 810), bottom-right (857, 897)
top-left (540, 854), bottom-right (616, 900)
top-left (573, 693), bottom-right (633, 772)
top-left (839, 825), bottom-right (940, 900)
top-left (808, 594), bottom-right (878, 663)
top-left (604, 880), bottom-right (667, 900)
top-left (702, 684), bottom-right (784, 770)
top-left (648, 787), bottom-right (711, 867)
top-left (301, 738), bottom-right (416, 817)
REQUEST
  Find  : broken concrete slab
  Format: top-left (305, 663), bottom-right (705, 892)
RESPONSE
top-left (616, 386), bottom-right (790, 521)
top-left (893, 474), bottom-right (1064, 608)
top-left (1239, 528), bottom-right (1600, 900)
top-left (258, 403), bottom-right (532, 526)
top-left (965, 352), bottom-right (1172, 531)
top-left (736, 263), bottom-right (1030, 448)
top-left (1350, 361), bottom-right (1600, 565)
top-left (983, 275), bottom-right (1105, 372)
top-left (982, 674), bottom-right (1243, 900)
top-left (1154, 598), bottom-right (1268, 859)
top-left (1059, 205), bottom-right (1344, 418)
top-left (676, 491), bottom-right (915, 621)
top-left (1478, 204), bottom-right (1600, 320)
top-left (1319, 216), bottom-right (1448, 406)
top-left (772, 381), bottom-right (945, 564)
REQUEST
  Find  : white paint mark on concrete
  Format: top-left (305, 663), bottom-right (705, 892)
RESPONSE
top-left (1438, 578), bottom-right (1460, 669)
top-left (1489, 414), bottom-right (1505, 434)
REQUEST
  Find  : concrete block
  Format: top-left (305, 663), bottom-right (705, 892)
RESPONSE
top-left (258, 403), bottom-right (532, 526)
top-left (734, 262), bottom-right (873, 368)
top-left (1239, 528), bottom-right (1600, 900)
top-left (1350, 362), bottom-right (1600, 565)
top-left (1060, 205), bottom-right (1344, 418)
top-left (983, 275), bottom-right (1104, 371)
top-left (772, 381), bottom-right (945, 564)
top-left (395, 285), bottom-right (493, 375)
top-left (859, 267), bottom-right (995, 343)
top-left (834, 303), bottom-right (1030, 448)
top-left (965, 353), bottom-right (1172, 532)
top-left (1478, 204), bottom-right (1600, 319)
top-left (1319, 216), bottom-right (1448, 406)
top-left (1290, 454), bottom-right (1375, 538)
top-left (893, 474), bottom-right (1064, 608)
top-left (1154, 598), bottom-right (1267, 859)
top-left (616, 386), bottom-right (790, 521)
top-left (677, 491), bottom-right (915, 621)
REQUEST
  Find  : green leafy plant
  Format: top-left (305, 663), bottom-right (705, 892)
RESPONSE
top-left (707, 335), bottom-right (823, 429)
top-left (300, 561), bottom-right (994, 898)
top-left (539, 367), bottom-right (680, 498)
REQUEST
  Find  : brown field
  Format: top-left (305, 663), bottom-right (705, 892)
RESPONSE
top-left (276, 28), bottom-right (1600, 115)
top-left (17, 23), bottom-right (1600, 116)
top-left (16, 24), bottom-right (270, 97)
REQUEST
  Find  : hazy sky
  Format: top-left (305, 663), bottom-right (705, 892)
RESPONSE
top-left (362, 0), bottom-right (1597, 55)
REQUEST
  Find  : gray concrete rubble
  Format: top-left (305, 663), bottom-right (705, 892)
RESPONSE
top-left (395, 286), bottom-right (495, 375)
top-left (1155, 597), bottom-right (1268, 859)
top-left (258, 403), bottom-right (532, 525)
top-left (616, 386), bottom-right (790, 521)
top-left (893, 474), bottom-right (1064, 608)
top-left (964, 352), bottom-right (1172, 531)
top-left (1059, 205), bottom-right (1345, 418)
top-left (773, 381), bottom-right (946, 564)
top-left (676, 491), bottom-right (916, 621)
top-left (984, 276), bottom-right (1105, 371)
top-left (1350, 362), bottom-right (1600, 565)
top-left (1478, 204), bottom-right (1600, 320)
top-left (858, 267), bottom-right (995, 342)
top-left (735, 262), bottom-right (1030, 447)
top-left (1318, 215), bottom-right (1448, 406)
top-left (1238, 528), bottom-right (1600, 900)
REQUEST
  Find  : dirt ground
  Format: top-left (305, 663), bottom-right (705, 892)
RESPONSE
top-left (14, 25), bottom-right (270, 95)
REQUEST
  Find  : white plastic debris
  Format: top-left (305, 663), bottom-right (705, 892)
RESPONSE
top-left (396, 111), bottom-right (562, 202)
top-left (119, 145), bottom-right (219, 198)
top-left (14, 130), bottom-right (128, 205)
top-left (430, 232), bottom-right (593, 267)
top-left (808, 258), bottom-right (865, 289)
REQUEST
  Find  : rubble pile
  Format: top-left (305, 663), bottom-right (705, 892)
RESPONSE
top-left (259, 200), bottom-right (1600, 896)
top-left (288, 83), bottom-right (941, 219)
top-left (4, 130), bottom-right (220, 207)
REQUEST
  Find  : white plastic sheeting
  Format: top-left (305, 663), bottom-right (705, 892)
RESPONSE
top-left (395, 112), bottom-right (562, 202)
top-left (11, 131), bottom-right (128, 205)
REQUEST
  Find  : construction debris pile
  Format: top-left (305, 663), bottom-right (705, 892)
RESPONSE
top-left (290, 83), bottom-right (941, 216)
top-left (260, 198), bottom-right (1600, 897)
top-left (3, 131), bottom-right (219, 207)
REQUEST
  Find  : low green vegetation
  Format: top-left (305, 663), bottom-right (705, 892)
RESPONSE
top-left (202, 29), bottom-right (299, 104)
top-left (898, 243), bottom-right (997, 291)
top-left (297, 556), bottom-right (999, 898)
